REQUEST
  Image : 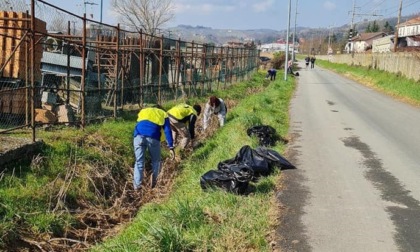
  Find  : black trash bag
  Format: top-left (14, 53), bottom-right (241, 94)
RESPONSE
top-left (219, 145), bottom-right (296, 177)
top-left (255, 146), bottom-right (296, 170)
top-left (219, 145), bottom-right (272, 177)
top-left (200, 164), bottom-right (253, 195)
top-left (246, 125), bottom-right (278, 146)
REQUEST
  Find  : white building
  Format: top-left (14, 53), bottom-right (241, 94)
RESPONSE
top-left (258, 42), bottom-right (298, 53)
top-left (397, 16), bottom-right (420, 47)
top-left (372, 35), bottom-right (394, 53)
top-left (346, 32), bottom-right (387, 53)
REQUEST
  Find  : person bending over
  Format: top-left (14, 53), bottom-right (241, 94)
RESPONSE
top-left (132, 106), bottom-right (175, 189)
top-left (167, 103), bottom-right (201, 149)
top-left (203, 96), bottom-right (227, 131)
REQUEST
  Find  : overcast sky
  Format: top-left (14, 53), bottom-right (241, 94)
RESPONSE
top-left (38, 0), bottom-right (420, 30)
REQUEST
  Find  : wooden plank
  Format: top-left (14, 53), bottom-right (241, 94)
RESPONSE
top-left (0, 11), bottom-right (46, 80)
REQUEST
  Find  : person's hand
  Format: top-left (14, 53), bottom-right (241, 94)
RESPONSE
top-left (192, 141), bottom-right (201, 150)
top-left (169, 148), bottom-right (175, 160)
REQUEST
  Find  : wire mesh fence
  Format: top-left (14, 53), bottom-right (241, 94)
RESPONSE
top-left (0, 0), bottom-right (260, 141)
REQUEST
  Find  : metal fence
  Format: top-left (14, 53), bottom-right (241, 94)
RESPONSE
top-left (0, 0), bottom-right (259, 141)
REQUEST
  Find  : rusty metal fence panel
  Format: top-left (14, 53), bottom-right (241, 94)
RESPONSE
top-left (0, 0), bottom-right (260, 141)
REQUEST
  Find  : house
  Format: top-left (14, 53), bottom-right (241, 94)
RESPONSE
top-left (259, 43), bottom-right (285, 52)
top-left (346, 32), bottom-right (388, 53)
top-left (258, 40), bottom-right (298, 53)
top-left (372, 35), bottom-right (394, 53)
top-left (396, 16), bottom-right (420, 47)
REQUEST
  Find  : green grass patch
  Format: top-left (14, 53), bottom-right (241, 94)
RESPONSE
top-left (0, 69), bottom-right (295, 251)
top-left (93, 72), bottom-right (295, 251)
top-left (317, 60), bottom-right (420, 106)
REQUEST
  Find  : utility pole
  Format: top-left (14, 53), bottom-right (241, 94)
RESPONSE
top-left (394, 0), bottom-right (403, 52)
top-left (84, 1), bottom-right (98, 18)
top-left (310, 33), bottom-right (313, 55)
top-left (100, 0), bottom-right (103, 23)
top-left (328, 25), bottom-right (332, 54)
top-left (292, 0), bottom-right (298, 62)
top-left (348, 0), bottom-right (356, 53)
top-left (347, 0), bottom-right (383, 54)
top-left (284, 0), bottom-right (292, 81)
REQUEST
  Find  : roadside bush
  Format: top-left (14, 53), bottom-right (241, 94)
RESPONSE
top-left (271, 51), bottom-right (287, 69)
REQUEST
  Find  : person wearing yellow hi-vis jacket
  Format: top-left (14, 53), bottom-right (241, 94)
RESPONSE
top-left (133, 106), bottom-right (175, 189)
top-left (167, 103), bottom-right (201, 149)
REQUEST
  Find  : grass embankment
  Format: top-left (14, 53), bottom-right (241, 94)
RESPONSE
top-left (93, 75), bottom-right (295, 251)
top-left (316, 59), bottom-right (420, 106)
top-left (0, 71), bottom-right (295, 251)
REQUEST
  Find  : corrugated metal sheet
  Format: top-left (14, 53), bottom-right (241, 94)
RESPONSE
top-left (41, 52), bottom-right (86, 69)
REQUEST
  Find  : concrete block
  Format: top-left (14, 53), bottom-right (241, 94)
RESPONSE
top-left (56, 104), bottom-right (75, 123)
top-left (41, 91), bottom-right (57, 104)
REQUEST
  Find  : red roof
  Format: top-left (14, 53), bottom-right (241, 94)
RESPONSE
top-left (351, 32), bottom-right (386, 42)
top-left (398, 16), bottom-right (420, 27)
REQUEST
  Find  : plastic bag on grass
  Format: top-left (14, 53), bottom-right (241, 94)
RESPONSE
top-left (200, 164), bottom-right (253, 195)
top-left (219, 145), bottom-right (295, 177)
top-left (246, 125), bottom-right (278, 146)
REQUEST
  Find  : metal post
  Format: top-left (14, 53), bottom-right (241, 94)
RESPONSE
top-left (284, 0), bottom-right (292, 81)
top-left (394, 0), bottom-right (403, 52)
top-left (158, 35), bottom-right (163, 103)
top-left (292, 0), bottom-right (298, 62)
top-left (81, 14), bottom-right (87, 128)
top-left (114, 24), bottom-right (120, 117)
top-left (349, 0), bottom-right (356, 54)
top-left (66, 21), bottom-right (71, 104)
top-left (139, 29), bottom-right (144, 105)
top-left (100, 0), bottom-right (103, 23)
top-left (30, 0), bottom-right (35, 141)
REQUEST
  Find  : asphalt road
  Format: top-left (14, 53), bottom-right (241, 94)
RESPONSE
top-left (276, 61), bottom-right (420, 252)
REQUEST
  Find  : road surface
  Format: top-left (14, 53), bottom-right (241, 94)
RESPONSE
top-left (276, 61), bottom-right (420, 252)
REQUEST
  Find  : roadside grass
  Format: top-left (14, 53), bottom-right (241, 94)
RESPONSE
top-left (0, 70), bottom-right (295, 250)
top-left (93, 74), bottom-right (295, 251)
top-left (0, 119), bottom-right (135, 247)
top-left (317, 60), bottom-right (420, 106)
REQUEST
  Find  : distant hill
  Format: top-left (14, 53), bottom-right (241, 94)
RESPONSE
top-left (166, 25), bottom-right (286, 45)
top-left (165, 14), bottom-right (418, 46)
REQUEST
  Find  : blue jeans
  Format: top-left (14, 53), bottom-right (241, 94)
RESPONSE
top-left (133, 135), bottom-right (161, 189)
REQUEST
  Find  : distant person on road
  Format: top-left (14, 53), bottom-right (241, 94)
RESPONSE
top-left (305, 56), bottom-right (310, 69)
top-left (203, 96), bottom-right (227, 131)
top-left (310, 56), bottom-right (316, 69)
top-left (132, 106), bottom-right (175, 190)
top-left (167, 103), bottom-right (201, 150)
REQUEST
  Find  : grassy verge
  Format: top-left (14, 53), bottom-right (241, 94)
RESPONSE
top-left (0, 71), bottom-right (295, 251)
top-left (92, 74), bottom-right (295, 251)
top-left (0, 120), bottom-right (135, 248)
top-left (316, 59), bottom-right (420, 106)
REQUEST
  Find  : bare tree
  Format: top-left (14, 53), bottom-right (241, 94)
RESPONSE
top-left (48, 16), bottom-right (67, 33)
top-left (110, 0), bottom-right (174, 36)
top-left (0, 0), bottom-right (27, 11)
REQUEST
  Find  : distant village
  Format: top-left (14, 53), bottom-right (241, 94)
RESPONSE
top-left (258, 16), bottom-right (420, 55)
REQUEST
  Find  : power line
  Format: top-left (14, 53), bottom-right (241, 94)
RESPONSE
top-left (347, 0), bottom-right (384, 53)
top-left (380, 0), bottom-right (420, 17)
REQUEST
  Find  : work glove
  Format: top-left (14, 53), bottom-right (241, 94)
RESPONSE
top-left (169, 148), bottom-right (175, 160)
